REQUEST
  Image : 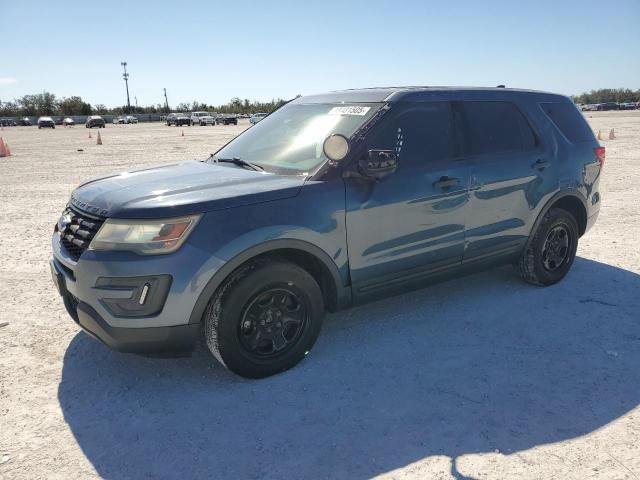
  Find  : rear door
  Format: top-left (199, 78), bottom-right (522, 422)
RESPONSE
top-left (344, 101), bottom-right (472, 298)
top-left (453, 100), bottom-right (556, 262)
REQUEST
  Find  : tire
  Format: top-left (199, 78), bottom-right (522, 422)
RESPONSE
top-left (517, 207), bottom-right (579, 286)
top-left (204, 259), bottom-right (325, 378)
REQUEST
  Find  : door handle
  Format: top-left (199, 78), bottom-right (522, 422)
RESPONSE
top-left (433, 176), bottom-right (460, 188)
top-left (532, 159), bottom-right (549, 171)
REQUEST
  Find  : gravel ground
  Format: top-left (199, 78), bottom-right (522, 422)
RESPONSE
top-left (0, 113), bottom-right (638, 480)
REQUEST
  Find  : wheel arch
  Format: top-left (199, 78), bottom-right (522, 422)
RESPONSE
top-left (529, 190), bottom-right (588, 241)
top-left (188, 239), bottom-right (350, 325)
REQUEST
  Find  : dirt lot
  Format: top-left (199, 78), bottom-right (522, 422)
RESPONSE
top-left (0, 113), bottom-right (639, 479)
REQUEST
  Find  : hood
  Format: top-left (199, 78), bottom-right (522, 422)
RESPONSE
top-left (70, 160), bottom-right (306, 219)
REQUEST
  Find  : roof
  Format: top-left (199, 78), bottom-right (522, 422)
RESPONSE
top-left (292, 86), bottom-right (569, 104)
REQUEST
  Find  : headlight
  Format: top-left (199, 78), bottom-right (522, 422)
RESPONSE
top-left (89, 215), bottom-right (200, 255)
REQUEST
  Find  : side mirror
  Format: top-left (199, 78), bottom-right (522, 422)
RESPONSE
top-left (359, 150), bottom-right (398, 179)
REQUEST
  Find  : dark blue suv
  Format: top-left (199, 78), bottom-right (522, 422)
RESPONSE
top-left (50, 87), bottom-right (603, 378)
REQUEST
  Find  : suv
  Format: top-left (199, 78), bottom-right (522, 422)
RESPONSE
top-left (190, 111), bottom-right (213, 126)
top-left (194, 113), bottom-right (217, 126)
top-left (50, 87), bottom-right (603, 378)
top-left (85, 115), bottom-right (106, 128)
top-left (215, 114), bottom-right (238, 125)
top-left (166, 113), bottom-right (191, 126)
top-left (249, 112), bottom-right (268, 124)
top-left (37, 116), bottom-right (55, 128)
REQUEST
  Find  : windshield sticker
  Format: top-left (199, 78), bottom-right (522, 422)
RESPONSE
top-left (328, 106), bottom-right (371, 116)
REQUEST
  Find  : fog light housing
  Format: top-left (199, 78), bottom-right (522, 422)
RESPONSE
top-left (95, 275), bottom-right (172, 317)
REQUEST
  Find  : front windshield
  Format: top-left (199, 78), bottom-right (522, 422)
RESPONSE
top-left (214, 103), bottom-right (382, 175)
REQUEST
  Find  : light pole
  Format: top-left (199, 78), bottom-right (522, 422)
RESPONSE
top-left (163, 87), bottom-right (170, 113)
top-left (134, 96), bottom-right (138, 111)
top-left (121, 61), bottom-right (131, 114)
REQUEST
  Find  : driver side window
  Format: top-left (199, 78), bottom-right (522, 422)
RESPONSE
top-left (366, 102), bottom-right (452, 169)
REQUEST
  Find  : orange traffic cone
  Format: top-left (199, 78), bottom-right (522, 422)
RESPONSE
top-left (181, 129), bottom-right (184, 137)
top-left (609, 129), bottom-right (616, 140)
top-left (596, 130), bottom-right (602, 140)
top-left (96, 131), bottom-right (102, 145)
top-left (0, 138), bottom-right (6, 157)
top-left (88, 131), bottom-right (92, 139)
top-left (4, 141), bottom-right (10, 156)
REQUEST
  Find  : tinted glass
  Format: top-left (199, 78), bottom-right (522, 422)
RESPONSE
top-left (367, 102), bottom-right (452, 167)
top-left (454, 101), bottom-right (536, 155)
top-left (541, 102), bottom-right (594, 143)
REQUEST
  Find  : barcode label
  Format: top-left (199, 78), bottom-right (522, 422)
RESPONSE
top-left (328, 106), bottom-right (371, 116)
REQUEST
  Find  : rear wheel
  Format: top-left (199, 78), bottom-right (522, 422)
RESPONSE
top-left (204, 259), bottom-right (324, 378)
top-left (517, 207), bottom-right (579, 286)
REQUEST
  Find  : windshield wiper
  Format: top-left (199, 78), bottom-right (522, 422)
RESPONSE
top-left (213, 156), bottom-right (264, 171)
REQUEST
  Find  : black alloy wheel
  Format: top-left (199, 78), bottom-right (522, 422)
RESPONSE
top-left (238, 287), bottom-right (308, 358)
top-left (541, 224), bottom-right (571, 272)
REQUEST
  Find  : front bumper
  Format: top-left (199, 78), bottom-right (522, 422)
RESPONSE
top-left (51, 228), bottom-right (226, 353)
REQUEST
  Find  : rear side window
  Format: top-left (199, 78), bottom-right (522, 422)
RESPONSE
top-left (541, 102), bottom-right (594, 143)
top-left (454, 101), bottom-right (536, 156)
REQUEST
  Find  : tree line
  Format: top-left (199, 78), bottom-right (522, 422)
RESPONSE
top-left (572, 88), bottom-right (640, 104)
top-left (6, 88), bottom-right (636, 117)
top-left (0, 92), bottom-right (294, 117)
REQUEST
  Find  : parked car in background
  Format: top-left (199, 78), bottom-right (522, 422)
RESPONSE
top-left (190, 111), bottom-right (212, 126)
top-left (50, 86), bottom-right (603, 378)
top-left (619, 102), bottom-right (637, 110)
top-left (37, 116), bottom-right (55, 129)
top-left (113, 116), bottom-right (126, 124)
top-left (216, 114), bottom-right (238, 125)
top-left (166, 113), bottom-right (191, 126)
top-left (597, 102), bottom-right (619, 111)
top-left (125, 115), bottom-right (138, 124)
top-left (55, 117), bottom-right (65, 126)
top-left (17, 117), bottom-right (32, 126)
top-left (1, 118), bottom-right (17, 126)
top-left (63, 117), bottom-right (75, 126)
top-left (86, 115), bottom-right (106, 128)
top-left (195, 113), bottom-right (216, 126)
top-left (249, 112), bottom-right (268, 124)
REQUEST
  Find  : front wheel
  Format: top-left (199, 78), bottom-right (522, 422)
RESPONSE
top-left (517, 207), bottom-right (579, 286)
top-left (204, 259), bottom-right (324, 378)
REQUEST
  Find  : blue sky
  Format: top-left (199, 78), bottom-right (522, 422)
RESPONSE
top-left (2, 0), bottom-right (639, 107)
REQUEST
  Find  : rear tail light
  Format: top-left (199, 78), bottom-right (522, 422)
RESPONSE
top-left (594, 146), bottom-right (606, 167)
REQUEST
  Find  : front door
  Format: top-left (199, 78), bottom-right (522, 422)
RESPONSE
top-left (344, 101), bottom-right (471, 299)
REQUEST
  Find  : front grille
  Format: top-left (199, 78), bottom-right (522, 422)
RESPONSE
top-left (58, 207), bottom-right (105, 260)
